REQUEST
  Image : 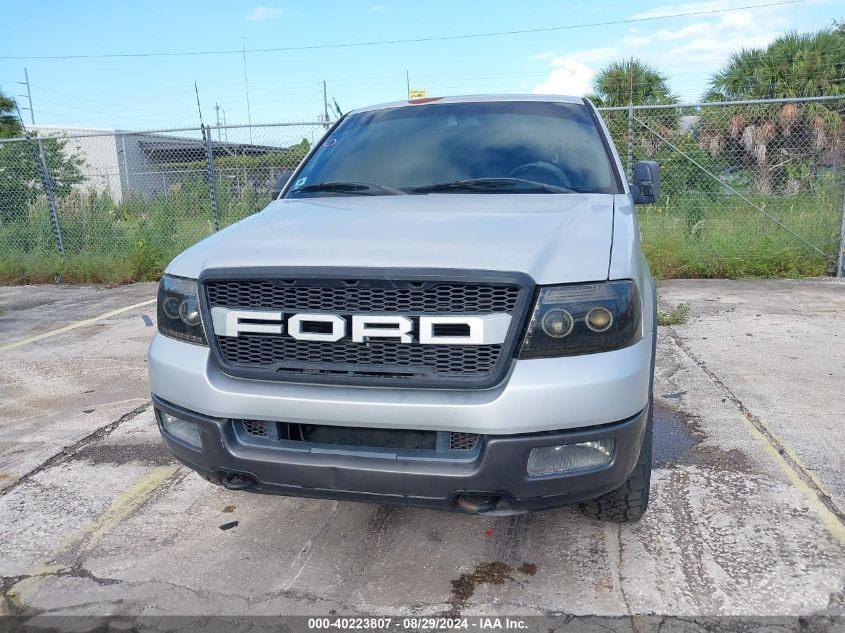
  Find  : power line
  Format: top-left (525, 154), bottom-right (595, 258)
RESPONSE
top-left (0, 0), bottom-right (810, 60)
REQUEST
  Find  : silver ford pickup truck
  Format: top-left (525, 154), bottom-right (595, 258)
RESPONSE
top-left (148, 94), bottom-right (660, 521)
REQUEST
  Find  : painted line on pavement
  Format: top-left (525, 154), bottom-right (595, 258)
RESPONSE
top-left (0, 298), bottom-right (156, 352)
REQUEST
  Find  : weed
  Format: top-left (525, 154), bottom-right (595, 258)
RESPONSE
top-left (658, 303), bottom-right (690, 326)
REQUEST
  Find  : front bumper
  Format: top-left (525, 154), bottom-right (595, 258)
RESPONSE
top-left (148, 332), bottom-right (652, 435)
top-left (153, 396), bottom-right (648, 513)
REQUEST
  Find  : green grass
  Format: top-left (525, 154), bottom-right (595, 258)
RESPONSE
top-left (638, 178), bottom-right (841, 278)
top-left (1, 174), bottom-right (841, 284)
top-left (0, 178), bottom-right (261, 284)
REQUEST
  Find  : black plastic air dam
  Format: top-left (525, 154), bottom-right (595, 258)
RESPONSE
top-left (153, 394), bottom-right (648, 513)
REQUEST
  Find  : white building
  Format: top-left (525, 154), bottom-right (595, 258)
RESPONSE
top-left (31, 125), bottom-right (281, 202)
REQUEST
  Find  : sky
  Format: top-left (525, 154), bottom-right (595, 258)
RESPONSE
top-left (0, 0), bottom-right (840, 132)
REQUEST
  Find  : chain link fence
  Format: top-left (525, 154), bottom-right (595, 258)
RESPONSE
top-left (1, 96), bottom-right (843, 282)
top-left (599, 96), bottom-right (845, 277)
top-left (0, 121), bottom-right (325, 281)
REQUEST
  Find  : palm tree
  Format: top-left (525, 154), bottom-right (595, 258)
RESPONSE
top-left (0, 89), bottom-right (23, 138)
top-left (699, 29), bottom-right (844, 193)
top-left (590, 58), bottom-right (679, 107)
top-left (589, 58), bottom-right (681, 164)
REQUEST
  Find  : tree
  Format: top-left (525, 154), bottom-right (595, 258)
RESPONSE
top-left (0, 87), bottom-right (85, 222)
top-left (589, 58), bottom-right (679, 107)
top-left (0, 89), bottom-right (23, 138)
top-left (698, 29), bottom-right (845, 193)
top-left (589, 58), bottom-right (681, 162)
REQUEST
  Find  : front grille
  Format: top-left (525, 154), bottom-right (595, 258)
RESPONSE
top-left (218, 336), bottom-right (501, 375)
top-left (202, 271), bottom-right (530, 388)
top-left (450, 432), bottom-right (479, 450)
top-left (242, 419), bottom-right (268, 437)
top-left (236, 419), bottom-right (481, 455)
top-left (207, 281), bottom-right (519, 313)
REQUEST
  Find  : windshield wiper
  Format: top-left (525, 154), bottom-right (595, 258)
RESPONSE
top-left (291, 181), bottom-right (406, 195)
top-left (409, 178), bottom-right (575, 194)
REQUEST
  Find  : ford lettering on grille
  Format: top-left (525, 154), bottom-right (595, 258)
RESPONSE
top-left (200, 273), bottom-right (531, 388)
top-left (210, 308), bottom-right (511, 345)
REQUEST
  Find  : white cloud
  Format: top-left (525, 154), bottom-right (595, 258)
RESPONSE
top-left (245, 6), bottom-right (284, 21)
top-left (532, 59), bottom-right (594, 96)
top-left (533, 0), bottom-right (809, 100)
top-left (661, 33), bottom-right (778, 64)
top-left (647, 9), bottom-right (790, 66)
top-left (532, 48), bottom-right (617, 96)
top-left (654, 22), bottom-right (713, 41)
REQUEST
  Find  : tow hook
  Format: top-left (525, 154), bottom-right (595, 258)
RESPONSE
top-left (456, 495), bottom-right (500, 514)
top-left (220, 472), bottom-right (257, 490)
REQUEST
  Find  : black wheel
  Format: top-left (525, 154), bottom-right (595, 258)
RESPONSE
top-left (579, 402), bottom-right (653, 523)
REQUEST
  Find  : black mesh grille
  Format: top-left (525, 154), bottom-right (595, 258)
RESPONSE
top-left (206, 280), bottom-right (519, 313)
top-left (219, 336), bottom-right (500, 375)
top-left (450, 432), bottom-right (479, 450)
top-left (243, 419), bottom-right (268, 437)
top-left (202, 274), bottom-right (528, 387)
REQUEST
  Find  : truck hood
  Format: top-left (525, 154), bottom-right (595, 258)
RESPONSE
top-left (166, 194), bottom-right (614, 285)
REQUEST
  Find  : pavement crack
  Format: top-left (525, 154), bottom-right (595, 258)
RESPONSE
top-left (666, 329), bottom-right (845, 529)
top-left (66, 564), bottom-right (121, 586)
top-left (0, 401), bottom-right (151, 497)
top-left (1, 564), bottom-right (121, 615)
top-left (615, 524), bottom-right (634, 616)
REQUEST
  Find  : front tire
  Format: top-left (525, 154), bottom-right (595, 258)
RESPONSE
top-left (578, 403), bottom-right (653, 523)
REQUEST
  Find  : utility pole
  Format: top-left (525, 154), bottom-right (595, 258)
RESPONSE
top-left (215, 102), bottom-right (222, 141)
top-left (194, 81), bottom-right (204, 125)
top-left (322, 80), bottom-right (330, 129)
top-left (241, 37), bottom-right (253, 143)
top-left (406, 70), bottom-right (410, 99)
top-left (18, 68), bottom-right (36, 124)
top-left (222, 109), bottom-right (228, 141)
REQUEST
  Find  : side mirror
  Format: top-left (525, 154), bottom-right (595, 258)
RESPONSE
top-left (271, 170), bottom-right (294, 201)
top-left (630, 160), bottom-right (661, 205)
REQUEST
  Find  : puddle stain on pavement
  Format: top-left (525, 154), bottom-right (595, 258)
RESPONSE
top-left (70, 442), bottom-right (175, 467)
top-left (448, 561), bottom-right (537, 615)
top-left (653, 403), bottom-right (751, 473)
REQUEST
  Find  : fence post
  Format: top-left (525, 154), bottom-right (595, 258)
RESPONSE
top-left (626, 102), bottom-right (634, 180)
top-left (28, 136), bottom-right (65, 257)
top-left (202, 124), bottom-right (220, 232)
top-left (838, 172), bottom-right (845, 277)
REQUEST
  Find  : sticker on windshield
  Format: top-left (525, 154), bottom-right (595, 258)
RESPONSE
top-left (293, 177), bottom-right (308, 189)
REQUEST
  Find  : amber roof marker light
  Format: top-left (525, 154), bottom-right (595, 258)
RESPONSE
top-left (407, 96), bottom-right (444, 105)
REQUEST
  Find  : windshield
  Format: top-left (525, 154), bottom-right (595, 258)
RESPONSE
top-left (286, 101), bottom-right (621, 198)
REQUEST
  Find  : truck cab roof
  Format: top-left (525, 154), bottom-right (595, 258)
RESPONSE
top-left (348, 94), bottom-right (587, 115)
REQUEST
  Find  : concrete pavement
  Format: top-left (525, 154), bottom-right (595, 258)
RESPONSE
top-left (0, 279), bottom-right (843, 620)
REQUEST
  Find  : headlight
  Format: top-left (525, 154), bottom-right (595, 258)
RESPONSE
top-left (157, 275), bottom-right (207, 345)
top-left (518, 280), bottom-right (641, 358)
